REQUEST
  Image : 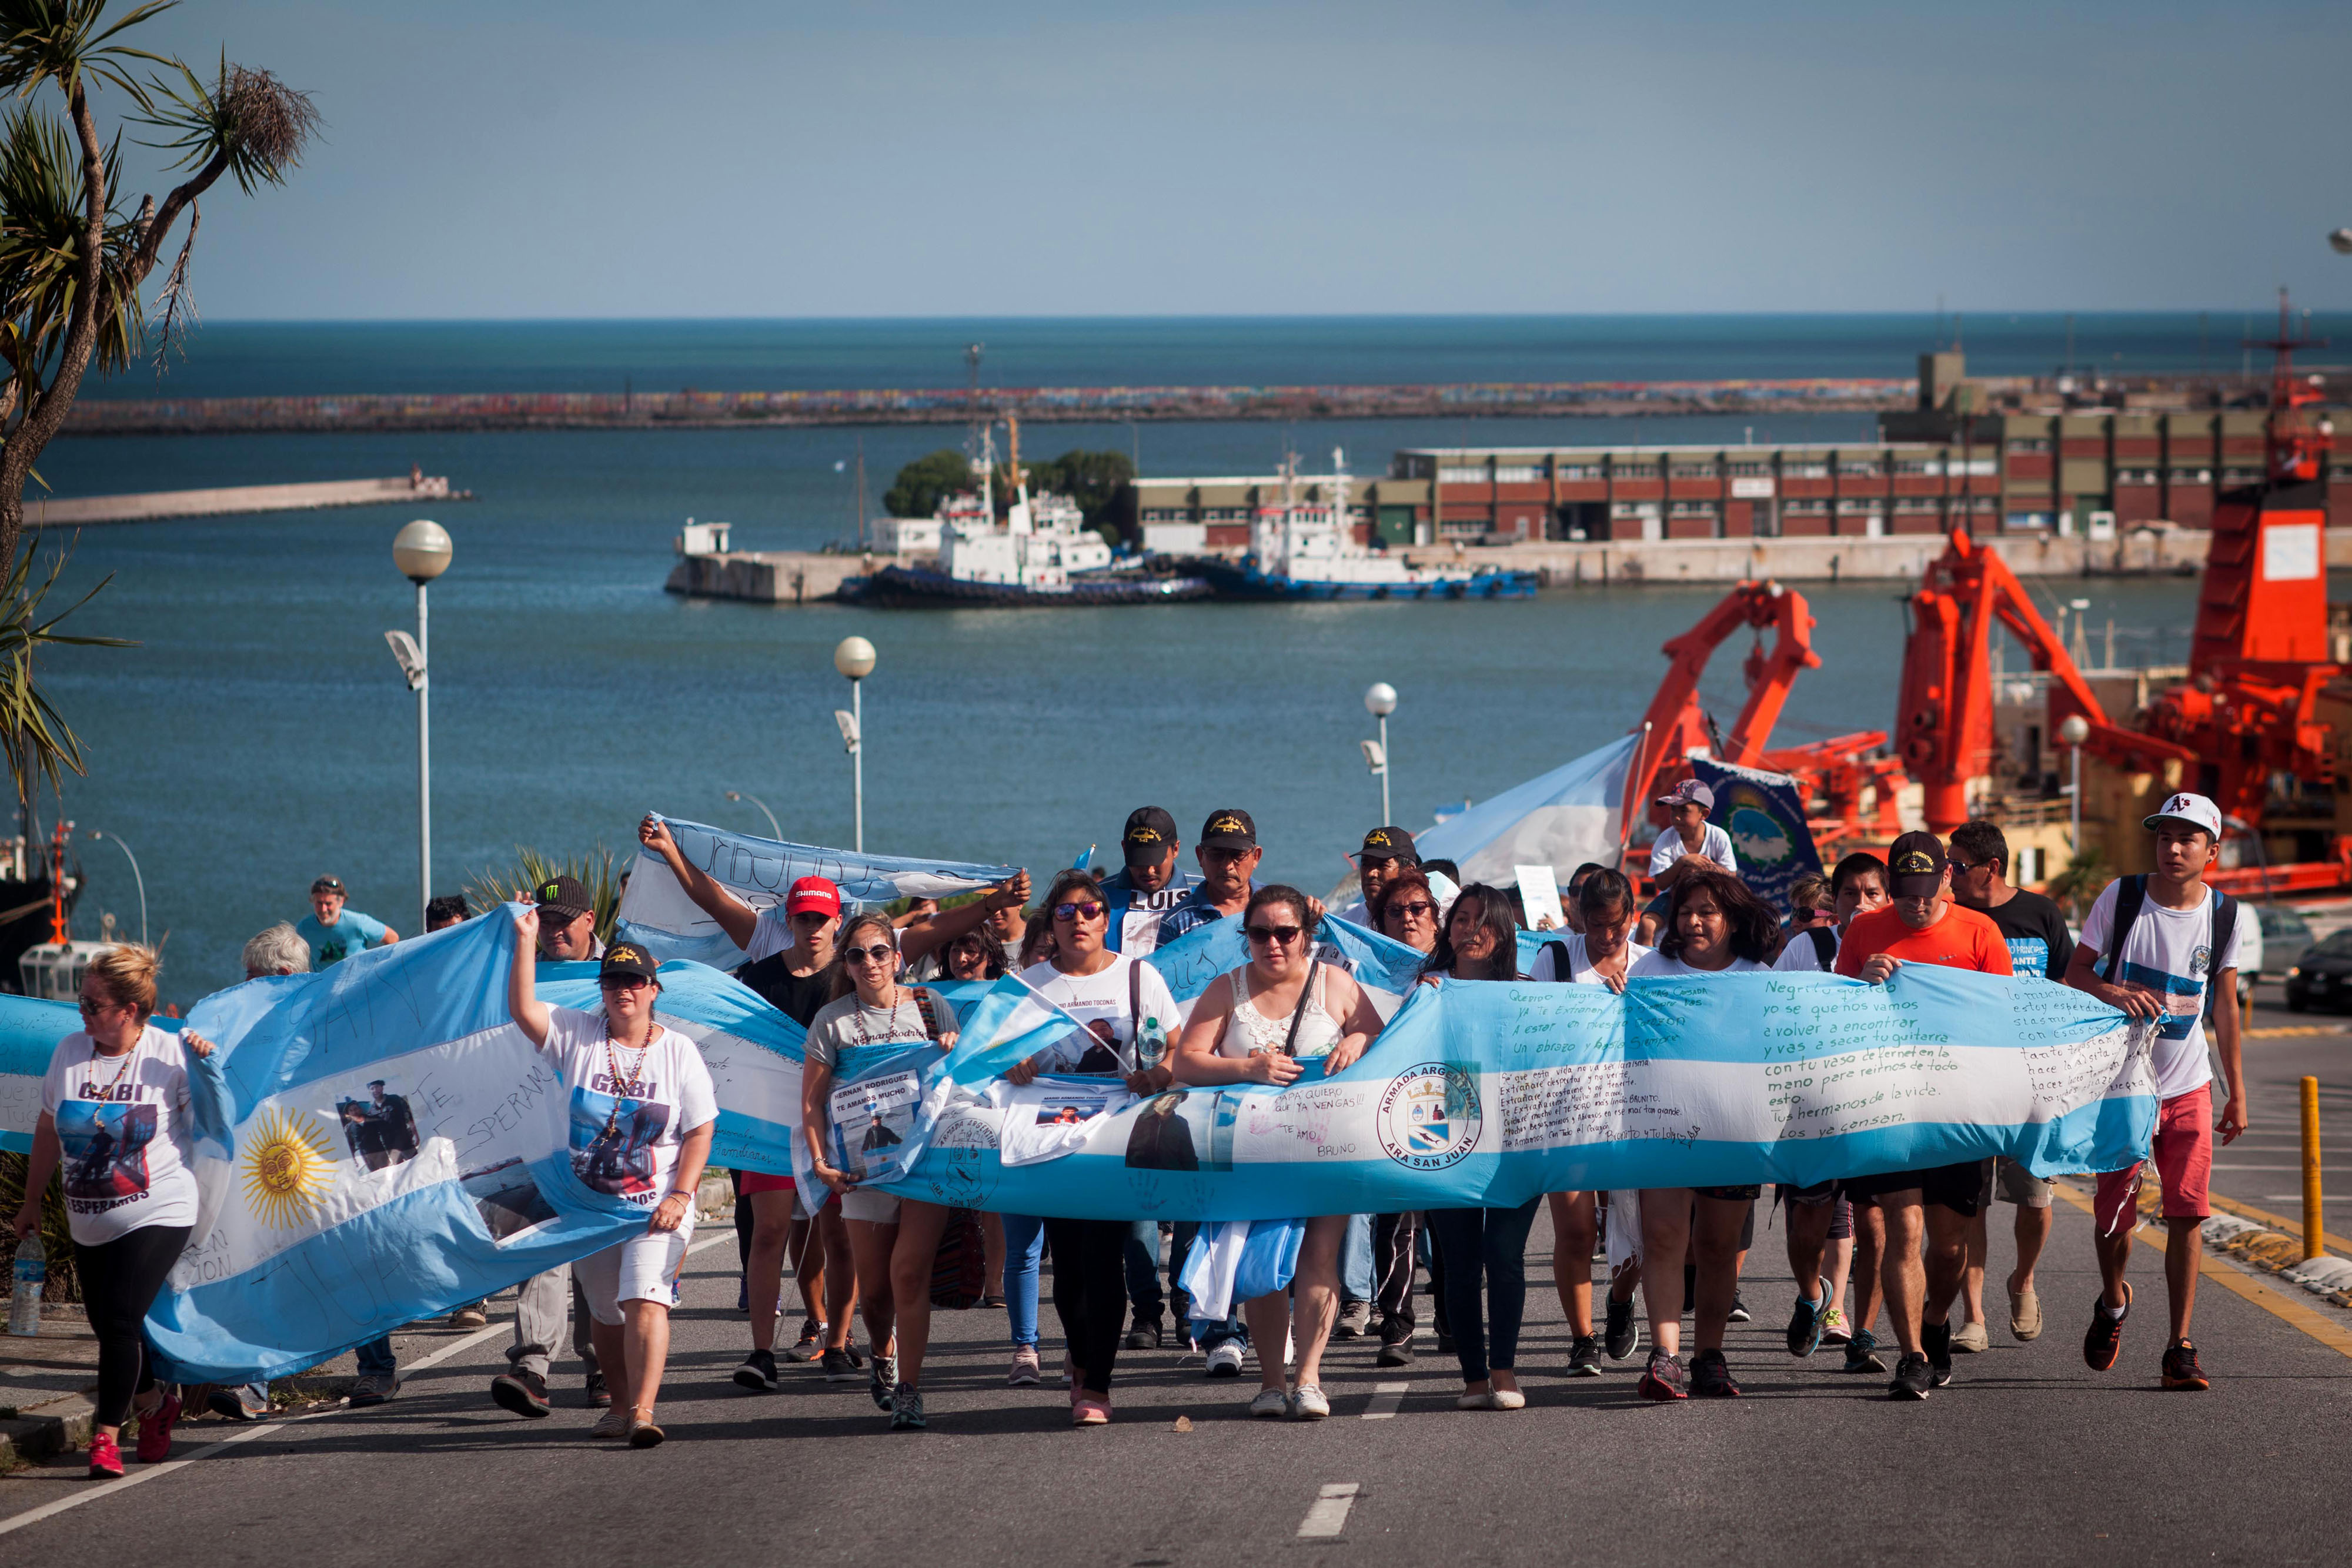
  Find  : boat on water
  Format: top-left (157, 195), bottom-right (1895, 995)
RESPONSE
top-left (1187, 451), bottom-right (1539, 602)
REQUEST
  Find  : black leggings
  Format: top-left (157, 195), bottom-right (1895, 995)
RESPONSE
top-left (1044, 1218), bottom-right (1128, 1396)
top-left (76, 1223), bottom-right (193, 1427)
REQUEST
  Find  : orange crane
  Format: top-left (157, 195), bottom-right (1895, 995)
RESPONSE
top-left (1622, 579), bottom-right (1822, 830)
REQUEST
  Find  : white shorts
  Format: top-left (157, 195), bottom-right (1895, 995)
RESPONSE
top-left (840, 1186), bottom-right (901, 1224)
top-left (576, 1216), bottom-right (695, 1325)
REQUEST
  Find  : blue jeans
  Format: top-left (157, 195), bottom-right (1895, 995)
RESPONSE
top-left (1124, 1219), bottom-right (1198, 1322)
top-left (1000, 1213), bottom-right (1045, 1349)
top-left (1340, 1213), bottom-right (1375, 1303)
top-left (1426, 1199), bottom-right (1540, 1384)
top-left (356, 1335), bottom-right (396, 1378)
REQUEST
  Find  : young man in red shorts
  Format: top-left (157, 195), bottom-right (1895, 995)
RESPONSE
top-left (1833, 831), bottom-right (2013, 1400)
top-left (2062, 791), bottom-right (2245, 1391)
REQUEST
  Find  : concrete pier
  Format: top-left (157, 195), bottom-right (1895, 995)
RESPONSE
top-left (29, 474), bottom-right (460, 527)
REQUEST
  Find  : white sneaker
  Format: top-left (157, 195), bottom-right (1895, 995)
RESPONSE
top-left (1248, 1386), bottom-right (1291, 1419)
top-left (1204, 1342), bottom-right (1247, 1379)
top-left (1290, 1383), bottom-right (1331, 1420)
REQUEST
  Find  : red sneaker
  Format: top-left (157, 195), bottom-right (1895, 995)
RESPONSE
top-left (134, 1391), bottom-right (181, 1463)
top-left (86, 1430), bottom-right (123, 1479)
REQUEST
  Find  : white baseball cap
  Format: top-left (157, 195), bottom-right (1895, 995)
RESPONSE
top-left (2142, 791), bottom-right (2222, 839)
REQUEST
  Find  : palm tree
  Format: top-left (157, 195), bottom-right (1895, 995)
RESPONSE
top-left (0, 0), bottom-right (315, 803)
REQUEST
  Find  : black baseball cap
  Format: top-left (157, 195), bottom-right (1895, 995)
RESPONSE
top-left (1199, 808), bottom-right (1257, 851)
top-left (535, 874), bottom-right (594, 924)
top-left (1886, 831), bottom-right (1949, 899)
top-left (1121, 806), bottom-right (1180, 864)
top-left (600, 941), bottom-right (659, 982)
top-left (1357, 826), bottom-right (1418, 865)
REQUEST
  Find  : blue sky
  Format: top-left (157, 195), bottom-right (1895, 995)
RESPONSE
top-left (104, 0), bottom-right (2352, 319)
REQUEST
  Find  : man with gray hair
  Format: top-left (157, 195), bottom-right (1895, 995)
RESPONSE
top-left (240, 922), bottom-right (310, 979)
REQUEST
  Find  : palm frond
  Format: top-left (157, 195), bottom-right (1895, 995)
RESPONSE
top-left (0, 100), bottom-right (141, 404)
top-left (0, 0), bottom-right (178, 111)
top-left (465, 846), bottom-right (623, 943)
top-left (0, 536), bottom-right (133, 808)
top-left (135, 52), bottom-right (316, 194)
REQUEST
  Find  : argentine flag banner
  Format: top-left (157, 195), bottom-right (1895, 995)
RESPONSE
top-left (613, 816), bottom-right (1018, 968)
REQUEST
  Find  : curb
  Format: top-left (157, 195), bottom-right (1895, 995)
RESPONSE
top-left (2127, 1187), bottom-right (2352, 1309)
top-left (0, 1390), bottom-right (94, 1475)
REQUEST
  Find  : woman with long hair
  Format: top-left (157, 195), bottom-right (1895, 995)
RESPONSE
top-left (1171, 885), bottom-right (1385, 1419)
top-left (1625, 868), bottom-right (1778, 1402)
top-left (801, 912), bottom-right (960, 1430)
top-left (1527, 867), bottom-right (1653, 1375)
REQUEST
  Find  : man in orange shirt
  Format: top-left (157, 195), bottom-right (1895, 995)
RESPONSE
top-left (1832, 831), bottom-right (2013, 1400)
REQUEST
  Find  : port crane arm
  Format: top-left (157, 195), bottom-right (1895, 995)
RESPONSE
top-left (1624, 579), bottom-right (1822, 823)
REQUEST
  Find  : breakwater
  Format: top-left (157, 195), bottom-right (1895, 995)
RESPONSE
top-left (27, 474), bottom-right (462, 526)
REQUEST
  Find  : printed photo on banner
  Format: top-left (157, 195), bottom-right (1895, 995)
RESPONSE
top-left (461, 1156), bottom-right (559, 1242)
top-left (1037, 1089), bottom-right (1120, 1126)
top-left (1124, 1091), bottom-right (1204, 1171)
top-left (831, 1069), bottom-right (921, 1183)
top-left (569, 1084), bottom-right (670, 1199)
top-left (336, 1077), bottom-right (421, 1171)
top-left (57, 1097), bottom-right (157, 1206)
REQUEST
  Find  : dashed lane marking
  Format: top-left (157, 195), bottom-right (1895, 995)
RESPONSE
top-left (1297, 1482), bottom-right (1359, 1539)
top-left (1361, 1382), bottom-right (1409, 1419)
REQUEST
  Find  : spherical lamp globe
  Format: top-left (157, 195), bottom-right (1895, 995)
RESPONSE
top-left (834, 636), bottom-right (877, 680)
top-left (1364, 681), bottom-right (1398, 718)
top-left (2057, 714), bottom-right (2090, 746)
top-left (392, 520), bottom-right (453, 583)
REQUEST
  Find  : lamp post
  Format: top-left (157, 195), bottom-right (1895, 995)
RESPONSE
top-left (83, 830), bottom-right (145, 946)
top-left (724, 790), bottom-right (782, 839)
top-left (2058, 712), bottom-right (2090, 862)
top-left (834, 636), bottom-right (876, 851)
top-left (1362, 682), bottom-right (1398, 824)
top-left (388, 520), bottom-right (452, 935)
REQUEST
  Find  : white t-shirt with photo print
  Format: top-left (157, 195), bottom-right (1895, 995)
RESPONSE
top-left (1017, 953), bottom-right (1181, 1076)
top-left (40, 1025), bottom-right (199, 1245)
top-left (2077, 880), bottom-right (2244, 1101)
top-left (542, 1007), bottom-right (718, 1208)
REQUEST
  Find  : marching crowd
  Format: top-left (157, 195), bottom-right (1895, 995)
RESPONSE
top-left (11, 778), bottom-right (2246, 1467)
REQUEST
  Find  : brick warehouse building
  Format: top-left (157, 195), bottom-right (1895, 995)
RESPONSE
top-left (1127, 352), bottom-right (2352, 549)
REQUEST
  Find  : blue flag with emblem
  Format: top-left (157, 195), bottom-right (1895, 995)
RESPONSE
top-left (1690, 754), bottom-right (1824, 915)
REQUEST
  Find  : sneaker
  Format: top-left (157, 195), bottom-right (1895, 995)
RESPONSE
top-left (588, 1405), bottom-right (630, 1440)
top-left (1123, 1314), bottom-right (1164, 1350)
top-left (584, 1370), bottom-right (612, 1409)
top-left (1786, 1278), bottom-right (1828, 1358)
top-left (1922, 1320), bottom-right (1954, 1388)
top-left (1819, 1306), bottom-right (1851, 1346)
top-left (821, 1348), bottom-right (861, 1382)
top-left (2083, 1282), bottom-right (2132, 1373)
top-left (489, 1369), bottom-right (553, 1418)
top-left (1603, 1292), bottom-right (1641, 1360)
top-left (1728, 1293), bottom-right (1752, 1324)
top-left (1290, 1383), bottom-right (1331, 1419)
top-left (843, 1340), bottom-right (866, 1369)
top-left (1333, 1300), bottom-right (1372, 1341)
top-left (782, 1320), bottom-right (825, 1362)
top-left (734, 1348), bottom-right (779, 1392)
top-left (1951, 1320), bottom-right (1990, 1354)
top-left (870, 1355), bottom-right (898, 1412)
top-left (1248, 1386), bottom-right (1291, 1418)
top-left (446, 1302), bottom-right (489, 1330)
top-left (1842, 1330), bottom-right (1887, 1373)
top-left (2161, 1339), bottom-right (2210, 1391)
top-left (87, 1430), bottom-right (123, 1479)
top-left (206, 1386), bottom-right (270, 1422)
top-left (1377, 1334), bottom-right (1415, 1369)
top-left (1436, 1330), bottom-right (1455, 1353)
top-left (1205, 1341), bottom-right (1247, 1379)
top-left (1888, 1352), bottom-right (1933, 1400)
top-left (1567, 1335), bottom-right (1602, 1376)
top-left (134, 1391), bottom-right (181, 1462)
top-left (1636, 1350), bottom-right (1687, 1402)
top-left (1008, 1348), bottom-right (1042, 1387)
top-left (891, 1384), bottom-right (927, 1430)
top-left (1690, 1348), bottom-right (1741, 1398)
top-left (627, 1412), bottom-right (666, 1448)
top-left (349, 1374), bottom-right (397, 1409)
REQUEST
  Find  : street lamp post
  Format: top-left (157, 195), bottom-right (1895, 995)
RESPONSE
top-left (725, 790), bottom-right (783, 839)
top-left (2058, 713), bottom-right (2090, 862)
top-left (83, 830), bottom-right (146, 946)
top-left (834, 636), bottom-right (876, 851)
top-left (1363, 682), bottom-right (1398, 825)
top-left (389, 520), bottom-right (453, 935)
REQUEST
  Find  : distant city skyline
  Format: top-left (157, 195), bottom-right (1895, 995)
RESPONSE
top-left (111, 0), bottom-right (2352, 321)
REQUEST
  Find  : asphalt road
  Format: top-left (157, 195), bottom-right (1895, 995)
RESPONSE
top-left (3, 1173), bottom-right (2347, 1566)
top-left (2226, 982), bottom-right (2352, 1242)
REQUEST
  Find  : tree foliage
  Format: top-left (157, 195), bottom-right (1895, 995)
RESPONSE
top-left (881, 447), bottom-right (974, 521)
top-left (465, 845), bottom-right (623, 943)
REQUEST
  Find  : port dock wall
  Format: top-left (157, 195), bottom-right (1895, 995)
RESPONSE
top-left (31, 475), bottom-right (456, 526)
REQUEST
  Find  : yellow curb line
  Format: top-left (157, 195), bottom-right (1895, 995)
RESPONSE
top-left (2200, 1188), bottom-right (2352, 1258)
top-left (2244, 1026), bottom-right (2347, 1038)
top-left (2049, 1182), bottom-right (2352, 1361)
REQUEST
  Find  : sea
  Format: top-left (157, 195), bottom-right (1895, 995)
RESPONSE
top-left (41, 313), bottom-right (2307, 1001)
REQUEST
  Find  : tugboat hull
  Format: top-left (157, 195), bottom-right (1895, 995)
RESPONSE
top-left (841, 566), bottom-right (1216, 609)
top-left (1191, 559), bottom-right (1539, 601)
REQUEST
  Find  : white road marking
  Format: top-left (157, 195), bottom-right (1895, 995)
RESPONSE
top-left (397, 1321), bottom-right (510, 1376)
top-left (1297, 1482), bottom-right (1359, 1539)
top-left (1361, 1382), bottom-right (1409, 1419)
top-left (0, 1403), bottom-right (342, 1539)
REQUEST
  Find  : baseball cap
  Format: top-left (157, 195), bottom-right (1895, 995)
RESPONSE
top-left (600, 941), bottom-right (659, 982)
top-left (310, 875), bottom-right (345, 895)
top-left (1199, 808), bottom-right (1257, 851)
top-left (1655, 778), bottom-right (1715, 811)
top-left (1357, 826), bottom-right (1419, 865)
top-left (2143, 791), bottom-right (2223, 840)
top-left (1885, 831), bottom-right (1949, 899)
top-left (785, 876), bottom-right (843, 918)
top-left (534, 874), bottom-right (594, 924)
top-left (1121, 806), bottom-right (1180, 864)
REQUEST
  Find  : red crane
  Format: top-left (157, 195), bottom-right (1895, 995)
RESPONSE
top-left (1622, 579), bottom-right (1822, 831)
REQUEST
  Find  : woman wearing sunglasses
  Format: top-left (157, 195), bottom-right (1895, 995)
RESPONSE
top-left (1374, 870), bottom-right (1441, 955)
top-left (1171, 885), bottom-right (1385, 1419)
top-left (507, 911), bottom-right (716, 1448)
top-left (803, 912), bottom-right (960, 1431)
top-left (997, 870), bottom-right (1183, 1424)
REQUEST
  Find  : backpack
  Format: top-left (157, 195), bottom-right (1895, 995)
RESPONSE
top-left (2094, 874), bottom-right (2237, 983)
top-left (1806, 927), bottom-right (1838, 968)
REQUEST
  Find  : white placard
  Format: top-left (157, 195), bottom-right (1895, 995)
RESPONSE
top-left (2261, 521), bottom-right (2320, 582)
top-left (1515, 864), bottom-right (1567, 932)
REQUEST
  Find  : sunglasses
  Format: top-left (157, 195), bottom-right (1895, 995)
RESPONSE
top-left (77, 997), bottom-right (126, 1017)
top-left (1244, 924), bottom-right (1303, 945)
top-left (1947, 858), bottom-right (1987, 874)
top-left (599, 974), bottom-right (653, 992)
top-left (1387, 900), bottom-right (1436, 920)
top-left (842, 944), bottom-right (897, 964)
top-left (1052, 901), bottom-right (1105, 922)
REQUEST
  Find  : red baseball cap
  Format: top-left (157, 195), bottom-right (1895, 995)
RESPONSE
top-left (785, 877), bottom-right (842, 917)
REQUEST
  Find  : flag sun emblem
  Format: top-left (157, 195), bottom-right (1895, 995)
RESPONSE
top-left (240, 1108), bottom-right (339, 1229)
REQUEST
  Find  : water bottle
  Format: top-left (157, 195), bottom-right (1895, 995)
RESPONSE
top-left (8, 1231), bottom-right (44, 1337)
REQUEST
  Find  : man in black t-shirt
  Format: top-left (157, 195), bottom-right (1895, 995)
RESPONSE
top-left (1944, 820), bottom-right (2067, 1350)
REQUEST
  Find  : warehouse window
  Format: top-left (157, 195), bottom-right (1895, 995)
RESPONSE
top-left (1494, 464), bottom-right (1539, 483)
top-left (1554, 463), bottom-right (1601, 480)
top-left (1438, 466), bottom-right (1486, 483)
top-left (1783, 461), bottom-right (1830, 479)
top-left (2006, 439), bottom-right (2052, 454)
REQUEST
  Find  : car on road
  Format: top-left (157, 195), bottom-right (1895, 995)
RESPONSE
top-left (2283, 925), bottom-right (2350, 1012)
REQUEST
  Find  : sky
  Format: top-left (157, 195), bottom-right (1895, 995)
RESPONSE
top-left (99, 0), bottom-right (2352, 319)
